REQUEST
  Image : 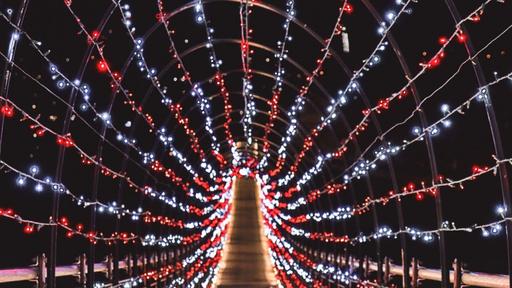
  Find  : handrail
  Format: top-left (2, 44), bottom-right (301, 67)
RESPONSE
top-left (0, 253), bottom-right (163, 286)
top-left (301, 248), bottom-right (510, 288)
top-left (359, 259), bottom-right (509, 288)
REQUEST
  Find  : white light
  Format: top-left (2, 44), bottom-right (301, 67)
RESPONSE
top-left (442, 119), bottom-right (452, 128)
top-left (35, 183), bottom-right (44, 192)
top-left (16, 176), bottom-right (26, 186)
top-left (100, 112), bottom-right (111, 123)
top-left (29, 165), bottom-right (40, 175)
top-left (57, 80), bottom-right (66, 89)
top-left (496, 205), bottom-right (507, 215)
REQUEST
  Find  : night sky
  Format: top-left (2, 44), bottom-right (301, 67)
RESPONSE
top-left (0, 0), bottom-right (512, 287)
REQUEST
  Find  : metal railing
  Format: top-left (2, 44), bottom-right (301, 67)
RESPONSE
top-left (0, 250), bottom-right (509, 287)
top-left (0, 250), bottom-right (182, 287)
top-left (307, 249), bottom-right (510, 288)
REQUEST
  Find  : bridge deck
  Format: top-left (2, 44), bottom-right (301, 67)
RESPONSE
top-left (214, 177), bottom-right (277, 287)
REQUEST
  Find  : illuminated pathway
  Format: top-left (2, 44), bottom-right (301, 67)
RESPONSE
top-left (215, 177), bottom-right (277, 287)
top-left (1, 1), bottom-right (512, 288)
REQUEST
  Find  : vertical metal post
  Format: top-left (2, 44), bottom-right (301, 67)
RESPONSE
top-left (384, 257), bottom-right (390, 284)
top-left (442, 1), bottom-right (512, 287)
top-left (37, 254), bottom-right (47, 288)
top-left (411, 258), bottom-right (419, 288)
top-left (364, 256), bottom-right (369, 279)
top-left (113, 231), bottom-right (120, 284)
top-left (79, 254), bottom-right (86, 286)
top-left (127, 253), bottom-right (133, 277)
top-left (106, 254), bottom-right (113, 281)
top-left (357, 1), bottom-right (449, 285)
top-left (453, 259), bottom-right (461, 288)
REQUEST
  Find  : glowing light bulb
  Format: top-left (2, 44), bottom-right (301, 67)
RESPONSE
top-left (29, 165), bottom-right (39, 175)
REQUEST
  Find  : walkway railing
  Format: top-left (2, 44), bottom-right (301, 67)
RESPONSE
top-left (305, 249), bottom-right (509, 288)
top-left (0, 250), bottom-right (508, 287)
top-left (0, 249), bottom-right (188, 287)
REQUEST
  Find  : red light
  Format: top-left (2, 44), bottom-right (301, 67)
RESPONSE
top-left (24, 224), bottom-right (34, 234)
top-left (470, 14), bottom-right (481, 23)
top-left (35, 128), bottom-right (46, 137)
top-left (91, 30), bottom-right (100, 40)
top-left (112, 71), bottom-right (122, 81)
top-left (96, 60), bottom-right (109, 73)
top-left (56, 135), bottom-right (74, 148)
top-left (60, 216), bottom-right (69, 226)
top-left (344, 3), bottom-right (354, 14)
top-left (1, 104), bottom-right (14, 118)
top-left (457, 32), bottom-right (467, 43)
top-left (438, 36), bottom-right (448, 45)
top-left (427, 51), bottom-right (445, 69)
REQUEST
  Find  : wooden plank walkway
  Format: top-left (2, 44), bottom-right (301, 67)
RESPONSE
top-left (214, 177), bottom-right (277, 288)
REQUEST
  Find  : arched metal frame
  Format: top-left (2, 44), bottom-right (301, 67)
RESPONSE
top-left (1, 0), bottom-right (509, 287)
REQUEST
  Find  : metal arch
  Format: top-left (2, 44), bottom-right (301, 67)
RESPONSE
top-left (128, 10), bottom-right (394, 257)
top-left (134, 0), bottom-right (361, 156)
top-left (166, 81), bottom-right (342, 239)
top-left (442, 1), bottom-right (512, 286)
top-left (144, 61), bottom-right (340, 167)
top-left (93, 15), bottom-right (348, 286)
top-left (151, 1), bottom-right (391, 260)
top-left (29, 0), bottom-right (380, 250)
top-left (205, 113), bottom-right (341, 238)
top-left (110, 59), bottom-right (334, 194)
top-left (140, 39), bottom-right (343, 148)
top-left (50, 4), bottom-right (175, 286)
top-left (48, 4), bottom-right (118, 287)
top-left (139, 17), bottom-right (395, 267)
top-left (203, 122), bottom-right (338, 240)
top-left (168, 41), bottom-right (387, 239)
top-left (206, 108), bottom-right (329, 175)
top-left (83, 3), bottom-right (398, 278)
top-left (69, 3), bottom-right (452, 286)
top-left (166, 70), bottom-right (353, 196)
top-left (0, 1), bottom-right (412, 287)
top-left (360, 0), bottom-right (448, 285)
top-left (84, 0), bottom-right (355, 186)
top-left (154, 0), bottom-right (352, 73)
top-left (1, 2), bottom-right (490, 287)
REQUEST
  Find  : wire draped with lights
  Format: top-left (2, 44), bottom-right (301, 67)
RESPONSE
top-left (0, 0), bottom-right (511, 287)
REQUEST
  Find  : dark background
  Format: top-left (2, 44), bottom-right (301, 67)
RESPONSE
top-left (0, 0), bottom-right (511, 287)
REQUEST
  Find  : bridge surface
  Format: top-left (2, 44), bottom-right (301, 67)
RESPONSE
top-left (214, 177), bottom-right (277, 287)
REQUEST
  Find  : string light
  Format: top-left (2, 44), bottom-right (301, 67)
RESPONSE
top-left (0, 14), bottom-right (221, 201)
top-left (0, 0), bottom-right (510, 287)
top-left (264, 0), bottom-right (352, 177)
top-left (274, 0), bottom-right (415, 187)
top-left (193, 0), bottom-right (236, 153)
top-left (155, 0), bottom-right (222, 162)
top-left (273, 1), bottom-right (506, 194)
top-left (259, 0), bottom-right (295, 170)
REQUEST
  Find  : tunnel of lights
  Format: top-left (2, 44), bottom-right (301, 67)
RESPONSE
top-left (0, 0), bottom-right (512, 287)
